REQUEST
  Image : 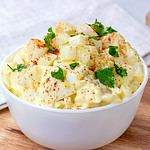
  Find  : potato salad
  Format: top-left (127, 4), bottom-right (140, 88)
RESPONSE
top-left (2, 19), bottom-right (144, 109)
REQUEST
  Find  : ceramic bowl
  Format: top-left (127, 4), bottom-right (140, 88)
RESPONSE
top-left (0, 49), bottom-right (148, 150)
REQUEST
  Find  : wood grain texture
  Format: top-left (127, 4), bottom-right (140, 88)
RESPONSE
top-left (0, 74), bottom-right (150, 150)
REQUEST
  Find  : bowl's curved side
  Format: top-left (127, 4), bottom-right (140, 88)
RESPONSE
top-left (3, 86), bottom-right (144, 150)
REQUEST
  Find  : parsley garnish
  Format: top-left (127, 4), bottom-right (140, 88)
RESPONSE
top-left (114, 63), bottom-right (127, 77)
top-left (109, 46), bottom-right (119, 57)
top-left (69, 62), bottom-right (79, 70)
top-left (91, 19), bottom-right (106, 36)
top-left (106, 26), bottom-right (117, 33)
top-left (95, 67), bottom-right (115, 88)
top-left (51, 67), bottom-right (64, 81)
top-left (7, 64), bottom-right (26, 72)
top-left (88, 36), bottom-right (99, 40)
top-left (44, 27), bottom-right (55, 52)
top-left (91, 19), bottom-right (117, 37)
top-left (80, 32), bottom-right (85, 35)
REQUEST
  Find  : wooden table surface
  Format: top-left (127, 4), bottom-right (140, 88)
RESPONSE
top-left (0, 70), bottom-right (150, 150)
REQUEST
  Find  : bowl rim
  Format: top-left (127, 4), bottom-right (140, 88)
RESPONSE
top-left (0, 48), bottom-right (148, 114)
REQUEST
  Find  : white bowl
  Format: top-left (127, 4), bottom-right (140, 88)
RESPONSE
top-left (0, 49), bottom-right (148, 150)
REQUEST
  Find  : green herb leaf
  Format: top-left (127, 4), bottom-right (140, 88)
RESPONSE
top-left (88, 36), bottom-right (99, 40)
top-left (51, 67), bottom-right (64, 81)
top-left (7, 64), bottom-right (26, 72)
top-left (114, 63), bottom-right (127, 77)
top-left (69, 62), bottom-right (79, 70)
top-left (7, 64), bottom-right (16, 72)
top-left (44, 27), bottom-right (55, 52)
top-left (106, 26), bottom-right (117, 33)
top-left (109, 46), bottom-right (119, 57)
top-left (91, 19), bottom-right (106, 36)
top-left (80, 32), bottom-right (85, 35)
top-left (91, 19), bottom-right (117, 37)
top-left (95, 67), bottom-right (115, 88)
top-left (16, 64), bottom-right (26, 72)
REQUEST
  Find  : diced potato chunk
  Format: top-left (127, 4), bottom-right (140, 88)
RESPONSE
top-left (19, 66), bottom-right (48, 90)
top-left (77, 46), bottom-right (90, 65)
top-left (38, 54), bottom-right (57, 66)
top-left (54, 22), bottom-right (76, 35)
top-left (69, 35), bottom-right (89, 46)
top-left (10, 71), bottom-right (25, 96)
top-left (66, 65), bottom-right (88, 83)
top-left (77, 23), bottom-right (97, 36)
top-left (24, 39), bottom-right (47, 61)
top-left (59, 45), bottom-right (77, 60)
top-left (53, 33), bottom-right (70, 49)
top-left (75, 82), bottom-right (102, 106)
top-left (35, 67), bottom-right (75, 103)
